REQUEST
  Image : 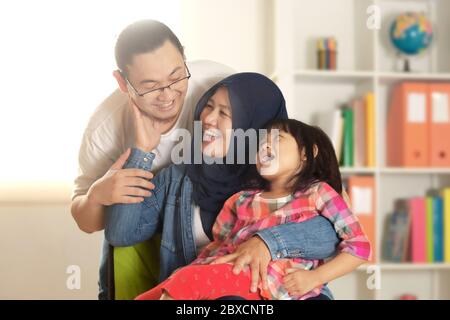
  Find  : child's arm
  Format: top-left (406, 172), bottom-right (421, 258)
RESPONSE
top-left (105, 148), bottom-right (169, 247)
top-left (315, 182), bottom-right (371, 260)
top-left (284, 182), bottom-right (371, 296)
top-left (314, 252), bottom-right (366, 284)
top-left (284, 252), bottom-right (365, 296)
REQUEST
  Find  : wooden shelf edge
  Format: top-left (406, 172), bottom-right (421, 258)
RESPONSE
top-left (357, 263), bottom-right (450, 271)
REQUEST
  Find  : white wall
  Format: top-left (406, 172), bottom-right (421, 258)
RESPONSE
top-left (0, 193), bottom-right (103, 299)
top-left (180, 0), bottom-right (274, 75)
top-left (0, 0), bottom-right (181, 183)
top-left (0, 1), bottom-right (274, 300)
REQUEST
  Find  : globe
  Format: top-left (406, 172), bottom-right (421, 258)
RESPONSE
top-left (390, 12), bottom-right (433, 56)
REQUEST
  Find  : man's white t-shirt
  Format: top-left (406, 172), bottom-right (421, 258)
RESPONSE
top-left (72, 60), bottom-right (234, 203)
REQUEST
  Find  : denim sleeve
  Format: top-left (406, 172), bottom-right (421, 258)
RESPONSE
top-left (255, 215), bottom-right (339, 261)
top-left (105, 148), bottom-right (167, 247)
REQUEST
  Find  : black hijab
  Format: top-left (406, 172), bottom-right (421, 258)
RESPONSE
top-left (185, 73), bottom-right (288, 239)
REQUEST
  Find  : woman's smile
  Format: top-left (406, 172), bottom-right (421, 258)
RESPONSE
top-left (202, 128), bottom-right (222, 142)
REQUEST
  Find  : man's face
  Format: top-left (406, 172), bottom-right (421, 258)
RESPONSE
top-left (125, 40), bottom-right (188, 123)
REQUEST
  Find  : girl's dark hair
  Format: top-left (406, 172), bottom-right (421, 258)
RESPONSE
top-left (246, 119), bottom-right (343, 194)
top-left (115, 20), bottom-right (185, 77)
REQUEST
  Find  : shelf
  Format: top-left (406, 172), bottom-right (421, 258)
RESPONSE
top-left (339, 167), bottom-right (450, 175)
top-left (379, 168), bottom-right (450, 175)
top-left (294, 70), bottom-right (373, 83)
top-left (292, 70), bottom-right (450, 82)
top-left (340, 167), bottom-right (376, 174)
top-left (377, 72), bottom-right (450, 85)
top-left (357, 263), bottom-right (450, 271)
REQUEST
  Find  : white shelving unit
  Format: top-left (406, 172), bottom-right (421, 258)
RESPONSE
top-left (273, 0), bottom-right (450, 300)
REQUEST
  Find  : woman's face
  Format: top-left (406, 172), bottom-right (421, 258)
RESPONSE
top-left (199, 86), bottom-right (233, 158)
top-left (256, 129), bottom-right (305, 181)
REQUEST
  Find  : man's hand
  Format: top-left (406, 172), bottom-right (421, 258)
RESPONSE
top-left (87, 148), bottom-right (155, 206)
top-left (283, 268), bottom-right (321, 297)
top-left (212, 236), bottom-right (271, 292)
top-left (130, 98), bottom-right (163, 152)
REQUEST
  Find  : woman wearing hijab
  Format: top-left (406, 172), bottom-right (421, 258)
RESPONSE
top-left (105, 73), bottom-right (339, 299)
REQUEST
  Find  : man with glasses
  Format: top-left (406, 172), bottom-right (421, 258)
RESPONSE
top-left (70, 19), bottom-right (234, 299)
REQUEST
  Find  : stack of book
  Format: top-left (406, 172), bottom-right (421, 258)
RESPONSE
top-left (314, 92), bottom-right (376, 167)
top-left (383, 188), bottom-right (450, 263)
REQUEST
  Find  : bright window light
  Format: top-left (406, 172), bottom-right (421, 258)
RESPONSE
top-left (0, 0), bottom-right (181, 182)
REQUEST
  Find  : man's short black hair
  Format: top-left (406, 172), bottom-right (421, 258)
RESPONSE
top-left (115, 20), bottom-right (185, 76)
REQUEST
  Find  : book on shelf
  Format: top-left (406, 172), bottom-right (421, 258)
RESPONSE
top-left (425, 196), bottom-right (434, 262)
top-left (352, 98), bottom-right (366, 167)
top-left (314, 109), bottom-right (343, 160)
top-left (432, 196), bottom-right (444, 262)
top-left (382, 200), bottom-right (410, 262)
top-left (444, 188), bottom-right (450, 262)
top-left (346, 175), bottom-right (376, 262)
top-left (314, 92), bottom-right (375, 169)
top-left (341, 107), bottom-right (354, 167)
top-left (410, 197), bottom-right (427, 263)
top-left (365, 92), bottom-right (376, 168)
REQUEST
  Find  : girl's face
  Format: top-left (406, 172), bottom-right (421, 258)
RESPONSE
top-left (199, 86), bottom-right (233, 158)
top-left (256, 129), bottom-right (306, 182)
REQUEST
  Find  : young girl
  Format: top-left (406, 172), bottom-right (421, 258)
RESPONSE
top-left (136, 119), bottom-right (371, 300)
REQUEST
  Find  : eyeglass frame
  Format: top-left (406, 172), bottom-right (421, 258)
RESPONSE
top-left (119, 63), bottom-right (191, 98)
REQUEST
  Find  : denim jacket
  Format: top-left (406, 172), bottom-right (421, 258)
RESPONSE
top-left (105, 148), bottom-right (339, 298)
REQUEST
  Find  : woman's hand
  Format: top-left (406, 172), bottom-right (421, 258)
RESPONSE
top-left (211, 236), bottom-right (271, 292)
top-left (130, 98), bottom-right (163, 152)
top-left (283, 268), bottom-right (321, 297)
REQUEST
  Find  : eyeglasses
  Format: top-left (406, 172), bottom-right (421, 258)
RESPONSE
top-left (121, 63), bottom-right (191, 102)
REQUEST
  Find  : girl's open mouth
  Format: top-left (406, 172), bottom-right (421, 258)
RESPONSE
top-left (259, 152), bottom-right (276, 164)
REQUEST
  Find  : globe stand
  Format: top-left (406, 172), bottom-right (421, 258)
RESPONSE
top-left (403, 57), bottom-right (411, 72)
top-left (396, 51), bottom-right (412, 73)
